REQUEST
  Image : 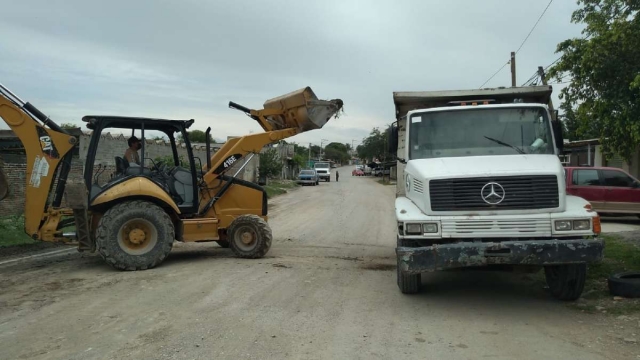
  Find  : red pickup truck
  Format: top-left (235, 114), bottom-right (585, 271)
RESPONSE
top-left (564, 166), bottom-right (640, 216)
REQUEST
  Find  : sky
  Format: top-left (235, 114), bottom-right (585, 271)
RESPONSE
top-left (0, 0), bottom-right (583, 148)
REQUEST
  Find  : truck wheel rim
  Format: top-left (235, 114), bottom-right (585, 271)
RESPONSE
top-left (233, 225), bottom-right (258, 251)
top-left (118, 218), bottom-right (158, 255)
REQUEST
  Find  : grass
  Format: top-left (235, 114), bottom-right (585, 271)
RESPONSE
top-left (0, 215), bottom-right (37, 247)
top-left (566, 234), bottom-right (640, 314)
top-left (263, 179), bottom-right (300, 199)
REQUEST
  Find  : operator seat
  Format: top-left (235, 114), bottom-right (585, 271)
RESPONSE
top-left (122, 156), bottom-right (152, 177)
top-left (114, 156), bottom-right (125, 175)
top-left (170, 167), bottom-right (194, 206)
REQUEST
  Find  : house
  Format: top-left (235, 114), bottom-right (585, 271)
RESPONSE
top-left (562, 139), bottom-right (640, 178)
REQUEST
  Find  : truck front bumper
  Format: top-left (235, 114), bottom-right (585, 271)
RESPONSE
top-left (396, 238), bottom-right (604, 274)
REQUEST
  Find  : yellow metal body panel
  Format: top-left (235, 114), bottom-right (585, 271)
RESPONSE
top-left (181, 219), bottom-right (219, 242)
top-left (91, 177), bottom-right (181, 214)
top-left (0, 96), bottom-right (76, 239)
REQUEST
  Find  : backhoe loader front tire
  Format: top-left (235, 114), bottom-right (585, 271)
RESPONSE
top-left (228, 215), bottom-right (272, 259)
top-left (96, 200), bottom-right (174, 271)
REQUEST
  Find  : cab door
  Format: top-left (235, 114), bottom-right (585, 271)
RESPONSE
top-left (601, 169), bottom-right (640, 214)
top-left (567, 168), bottom-right (606, 211)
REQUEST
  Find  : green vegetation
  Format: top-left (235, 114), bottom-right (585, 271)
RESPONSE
top-left (0, 215), bottom-right (36, 247)
top-left (356, 127), bottom-right (394, 163)
top-left (154, 154), bottom-right (189, 168)
top-left (549, 0), bottom-right (640, 160)
top-left (377, 179), bottom-right (393, 185)
top-left (259, 148), bottom-right (283, 179)
top-left (263, 180), bottom-right (299, 198)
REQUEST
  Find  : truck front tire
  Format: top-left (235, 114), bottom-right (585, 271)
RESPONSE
top-left (397, 237), bottom-right (421, 294)
top-left (544, 264), bottom-right (587, 301)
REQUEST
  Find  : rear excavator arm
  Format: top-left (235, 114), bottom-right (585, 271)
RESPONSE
top-left (0, 84), bottom-right (77, 241)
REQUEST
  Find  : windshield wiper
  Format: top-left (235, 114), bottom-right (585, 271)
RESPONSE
top-left (484, 136), bottom-right (525, 154)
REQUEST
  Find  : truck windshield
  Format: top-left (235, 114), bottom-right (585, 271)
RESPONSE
top-left (314, 163), bottom-right (329, 169)
top-left (408, 107), bottom-right (554, 160)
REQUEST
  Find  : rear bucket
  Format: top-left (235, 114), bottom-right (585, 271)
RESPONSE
top-left (263, 87), bottom-right (343, 132)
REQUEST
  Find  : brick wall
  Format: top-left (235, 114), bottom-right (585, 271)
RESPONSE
top-left (0, 134), bottom-right (260, 216)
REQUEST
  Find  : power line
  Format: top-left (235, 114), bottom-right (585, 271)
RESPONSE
top-left (479, 0), bottom-right (554, 88)
top-left (516, 0), bottom-right (554, 54)
top-left (479, 61), bottom-right (510, 88)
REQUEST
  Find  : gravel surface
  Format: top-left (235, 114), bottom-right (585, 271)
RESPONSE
top-left (0, 167), bottom-right (638, 359)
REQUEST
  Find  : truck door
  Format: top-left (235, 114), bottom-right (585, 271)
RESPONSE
top-left (568, 168), bottom-right (606, 211)
top-left (601, 169), bottom-right (640, 214)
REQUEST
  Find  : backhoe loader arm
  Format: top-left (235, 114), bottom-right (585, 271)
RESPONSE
top-left (202, 87), bottom-right (343, 182)
top-left (198, 87), bottom-right (342, 215)
top-left (0, 85), bottom-right (77, 240)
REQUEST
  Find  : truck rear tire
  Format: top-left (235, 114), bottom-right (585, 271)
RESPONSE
top-left (228, 214), bottom-right (272, 259)
top-left (96, 200), bottom-right (174, 271)
top-left (544, 264), bottom-right (587, 301)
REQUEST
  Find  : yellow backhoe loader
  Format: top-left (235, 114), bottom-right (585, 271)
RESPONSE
top-left (0, 83), bottom-right (343, 270)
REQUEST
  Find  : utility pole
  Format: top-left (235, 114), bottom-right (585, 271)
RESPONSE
top-left (510, 51), bottom-right (516, 87)
top-left (537, 66), bottom-right (555, 119)
top-left (308, 142), bottom-right (312, 168)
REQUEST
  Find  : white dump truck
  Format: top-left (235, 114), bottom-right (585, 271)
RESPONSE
top-left (390, 85), bottom-right (603, 301)
top-left (314, 161), bottom-right (331, 182)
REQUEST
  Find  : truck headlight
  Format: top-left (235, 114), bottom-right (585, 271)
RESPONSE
top-left (422, 223), bottom-right (438, 233)
top-left (405, 223), bottom-right (422, 235)
top-left (573, 220), bottom-right (591, 230)
top-left (554, 220), bottom-right (572, 231)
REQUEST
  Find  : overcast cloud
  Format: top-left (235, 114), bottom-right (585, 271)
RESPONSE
top-left (0, 0), bottom-right (582, 146)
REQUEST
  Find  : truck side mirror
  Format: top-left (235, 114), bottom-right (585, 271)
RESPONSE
top-left (388, 125), bottom-right (398, 155)
top-left (551, 119), bottom-right (564, 153)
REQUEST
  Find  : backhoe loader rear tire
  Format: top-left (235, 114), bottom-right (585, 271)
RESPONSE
top-left (228, 215), bottom-right (272, 259)
top-left (96, 200), bottom-right (174, 271)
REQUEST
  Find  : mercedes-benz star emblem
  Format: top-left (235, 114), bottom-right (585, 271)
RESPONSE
top-left (481, 182), bottom-right (506, 205)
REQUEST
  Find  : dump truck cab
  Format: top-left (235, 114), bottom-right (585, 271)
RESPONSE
top-left (390, 86), bottom-right (604, 301)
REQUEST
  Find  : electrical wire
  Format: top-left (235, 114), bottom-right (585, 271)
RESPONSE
top-left (516, 0), bottom-right (554, 54)
top-left (479, 61), bottom-right (510, 88)
top-left (479, 0), bottom-right (553, 88)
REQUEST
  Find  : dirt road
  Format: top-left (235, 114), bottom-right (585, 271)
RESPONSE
top-left (0, 167), bottom-right (638, 359)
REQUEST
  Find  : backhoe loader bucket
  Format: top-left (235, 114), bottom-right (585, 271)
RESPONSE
top-left (262, 87), bottom-right (343, 132)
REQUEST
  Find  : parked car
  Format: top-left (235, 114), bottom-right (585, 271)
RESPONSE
top-left (565, 166), bottom-right (640, 216)
top-left (352, 168), bottom-right (364, 176)
top-left (297, 169), bottom-right (319, 186)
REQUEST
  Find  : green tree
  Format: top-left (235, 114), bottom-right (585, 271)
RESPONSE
top-left (259, 148), bottom-right (282, 179)
top-left (324, 142), bottom-right (349, 163)
top-left (178, 130), bottom-right (211, 143)
top-left (548, 0), bottom-right (640, 161)
top-left (356, 126), bottom-right (393, 162)
top-left (60, 122), bottom-right (78, 129)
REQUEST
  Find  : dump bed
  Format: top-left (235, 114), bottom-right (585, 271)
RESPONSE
top-left (393, 85), bottom-right (553, 120)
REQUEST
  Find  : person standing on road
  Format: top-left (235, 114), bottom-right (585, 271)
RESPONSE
top-left (336, 170), bottom-right (339, 182)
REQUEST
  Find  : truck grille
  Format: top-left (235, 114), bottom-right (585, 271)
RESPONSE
top-left (429, 175), bottom-right (559, 211)
top-left (441, 218), bottom-right (552, 237)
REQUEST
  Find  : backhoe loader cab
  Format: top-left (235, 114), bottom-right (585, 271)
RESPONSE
top-left (0, 82), bottom-right (343, 271)
top-left (82, 116), bottom-right (200, 215)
